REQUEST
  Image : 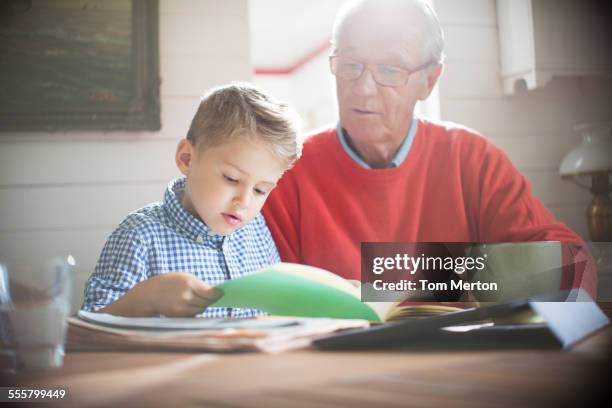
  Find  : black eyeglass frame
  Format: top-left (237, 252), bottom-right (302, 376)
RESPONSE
top-left (329, 55), bottom-right (435, 87)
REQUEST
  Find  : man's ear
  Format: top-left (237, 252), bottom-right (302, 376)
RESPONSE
top-left (175, 139), bottom-right (195, 176)
top-left (420, 63), bottom-right (444, 100)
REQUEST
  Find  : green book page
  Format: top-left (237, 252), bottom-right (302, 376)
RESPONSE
top-left (210, 268), bottom-right (381, 322)
top-left (273, 263), bottom-right (362, 295)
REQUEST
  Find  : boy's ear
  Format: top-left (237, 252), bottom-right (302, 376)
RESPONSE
top-left (175, 139), bottom-right (195, 176)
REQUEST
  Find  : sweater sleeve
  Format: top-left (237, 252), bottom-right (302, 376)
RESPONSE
top-left (262, 169), bottom-right (302, 263)
top-left (472, 141), bottom-right (577, 242)
top-left (473, 141), bottom-right (596, 297)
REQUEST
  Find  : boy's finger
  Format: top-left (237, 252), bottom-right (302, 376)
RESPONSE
top-left (185, 290), bottom-right (217, 307)
top-left (190, 279), bottom-right (223, 301)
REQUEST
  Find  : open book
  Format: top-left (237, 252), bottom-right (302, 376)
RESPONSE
top-left (210, 263), bottom-right (462, 322)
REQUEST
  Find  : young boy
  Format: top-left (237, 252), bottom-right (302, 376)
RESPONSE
top-left (82, 83), bottom-right (302, 318)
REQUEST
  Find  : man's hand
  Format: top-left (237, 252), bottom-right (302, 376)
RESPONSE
top-left (99, 272), bottom-right (222, 317)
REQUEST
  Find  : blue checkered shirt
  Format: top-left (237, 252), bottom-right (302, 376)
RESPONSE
top-left (82, 177), bottom-right (279, 318)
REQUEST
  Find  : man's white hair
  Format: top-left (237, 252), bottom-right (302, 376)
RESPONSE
top-left (331, 0), bottom-right (446, 64)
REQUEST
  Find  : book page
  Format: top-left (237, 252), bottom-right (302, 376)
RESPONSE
top-left (211, 263), bottom-right (380, 321)
top-left (77, 311), bottom-right (300, 330)
top-left (270, 263), bottom-right (361, 298)
top-left (365, 301), bottom-right (401, 321)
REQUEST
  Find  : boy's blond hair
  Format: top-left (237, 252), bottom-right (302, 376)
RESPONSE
top-left (186, 83), bottom-right (302, 166)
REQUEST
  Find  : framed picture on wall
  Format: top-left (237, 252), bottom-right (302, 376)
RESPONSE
top-left (0, 0), bottom-right (160, 131)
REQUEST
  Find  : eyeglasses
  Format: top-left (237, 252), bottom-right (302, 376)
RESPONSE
top-left (329, 55), bottom-right (433, 87)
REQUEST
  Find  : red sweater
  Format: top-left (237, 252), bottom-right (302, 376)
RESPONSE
top-left (263, 119), bottom-right (595, 295)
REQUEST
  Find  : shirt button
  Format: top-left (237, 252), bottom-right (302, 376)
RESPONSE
top-left (196, 235), bottom-right (204, 244)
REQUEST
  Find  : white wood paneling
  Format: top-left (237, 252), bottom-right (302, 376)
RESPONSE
top-left (0, 140), bottom-right (180, 186)
top-left (435, 0), bottom-right (497, 26)
top-left (161, 53), bottom-right (253, 97)
top-left (443, 26), bottom-right (499, 63)
top-left (439, 62), bottom-right (504, 99)
top-left (523, 170), bottom-right (591, 206)
top-left (488, 131), bottom-right (582, 170)
top-left (574, 86), bottom-right (612, 125)
top-left (161, 14), bottom-right (249, 57)
top-left (161, 0), bottom-right (248, 16)
top-left (159, 96), bottom-right (202, 139)
top-left (0, 183), bottom-right (168, 231)
top-left (440, 64), bottom-right (585, 100)
top-left (0, 229), bottom-right (110, 268)
top-left (548, 204), bottom-right (590, 239)
top-left (441, 98), bottom-right (578, 135)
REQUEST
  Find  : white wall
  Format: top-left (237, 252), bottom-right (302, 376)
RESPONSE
top-left (249, 0), bottom-right (344, 132)
top-left (435, 0), bottom-right (612, 239)
top-left (255, 50), bottom-right (339, 132)
top-left (0, 0), bottom-right (253, 312)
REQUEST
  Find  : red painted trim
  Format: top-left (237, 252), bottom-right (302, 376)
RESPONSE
top-left (255, 39), bottom-right (331, 76)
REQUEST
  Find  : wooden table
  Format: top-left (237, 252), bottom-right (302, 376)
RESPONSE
top-left (5, 326), bottom-right (611, 408)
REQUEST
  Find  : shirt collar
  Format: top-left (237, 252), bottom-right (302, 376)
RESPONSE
top-left (336, 117), bottom-right (418, 169)
top-left (163, 177), bottom-right (226, 249)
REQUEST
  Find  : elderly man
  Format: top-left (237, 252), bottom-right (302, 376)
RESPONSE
top-left (262, 0), bottom-right (594, 294)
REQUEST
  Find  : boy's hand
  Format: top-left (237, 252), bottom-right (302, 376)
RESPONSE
top-left (144, 272), bottom-right (223, 317)
top-left (100, 272), bottom-right (222, 317)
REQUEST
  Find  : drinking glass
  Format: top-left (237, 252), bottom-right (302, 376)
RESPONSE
top-left (0, 255), bottom-right (74, 371)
